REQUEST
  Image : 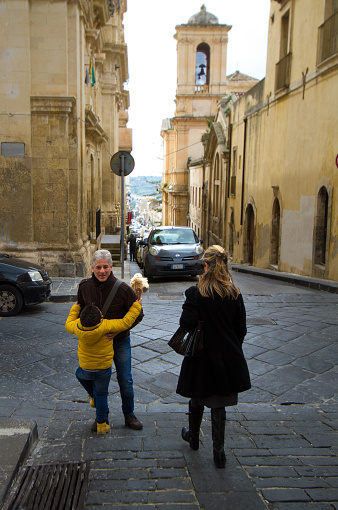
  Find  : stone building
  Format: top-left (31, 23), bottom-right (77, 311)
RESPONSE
top-left (161, 5), bottom-right (230, 227)
top-left (191, 0), bottom-right (338, 282)
top-left (0, 0), bottom-right (131, 276)
top-left (161, 5), bottom-right (257, 228)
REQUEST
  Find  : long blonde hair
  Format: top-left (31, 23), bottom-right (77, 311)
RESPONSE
top-left (197, 245), bottom-right (240, 299)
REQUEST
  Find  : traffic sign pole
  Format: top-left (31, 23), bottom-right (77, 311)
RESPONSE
top-left (110, 151), bottom-right (135, 280)
top-left (120, 154), bottom-right (125, 279)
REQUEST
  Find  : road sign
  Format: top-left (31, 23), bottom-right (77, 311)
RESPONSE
top-left (110, 151), bottom-right (135, 176)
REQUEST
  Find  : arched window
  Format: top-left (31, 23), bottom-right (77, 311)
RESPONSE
top-left (314, 186), bottom-right (329, 265)
top-left (195, 43), bottom-right (210, 87)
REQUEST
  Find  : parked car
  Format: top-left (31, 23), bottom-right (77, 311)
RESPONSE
top-left (140, 226), bottom-right (204, 279)
top-left (136, 236), bottom-right (148, 268)
top-left (0, 253), bottom-right (52, 316)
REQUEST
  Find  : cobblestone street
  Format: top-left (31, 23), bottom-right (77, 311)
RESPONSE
top-left (1, 265), bottom-right (337, 508)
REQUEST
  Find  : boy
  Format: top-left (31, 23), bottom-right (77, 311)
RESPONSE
top-left (65, 298), bottom-right (142, 434)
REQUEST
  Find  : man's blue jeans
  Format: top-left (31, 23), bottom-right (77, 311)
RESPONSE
top-left (113, 335), bottom-right (134, 417)
top-left (76, 366), bottom-right (111, 422)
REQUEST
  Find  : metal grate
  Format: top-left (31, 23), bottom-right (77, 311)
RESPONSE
top-left (247, 317), bottom-right (277, 325)
top-left (3, 462), bottom-right (90, 510)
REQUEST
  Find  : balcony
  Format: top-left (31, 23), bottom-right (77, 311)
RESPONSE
top-left (317, 12), bottom-right (338, 65)
top-left (275, 52), bottom-right (292, 92)
top-left (195, 84), bottom-right (209, 94)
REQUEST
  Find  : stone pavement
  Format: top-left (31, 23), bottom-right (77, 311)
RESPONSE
top-left (0, 261), bottom-right (338, 509)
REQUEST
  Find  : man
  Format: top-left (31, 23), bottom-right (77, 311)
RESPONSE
top-left (77, 249), bottom-right (144, 430)
top-left (128, 233), bottom-right (137, 261)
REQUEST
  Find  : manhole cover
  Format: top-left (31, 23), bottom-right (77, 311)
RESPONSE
top-left (3, 461), bottom-right (90, 510)
top-left (247, 317), bottom-right (277, 325)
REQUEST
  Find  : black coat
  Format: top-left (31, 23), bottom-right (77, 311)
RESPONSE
top-left (176, 285), bottom-right (251, 399)
top-left (77, 273), bottom-right (144, 342)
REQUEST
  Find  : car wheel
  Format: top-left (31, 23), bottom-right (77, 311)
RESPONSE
top-left (0, 285), bottom-right (24, 316)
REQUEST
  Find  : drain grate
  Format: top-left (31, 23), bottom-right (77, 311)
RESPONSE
top-left (247, 317), bottom-right (277, 325)
top-left (3, 461), bottom-right (90, 510)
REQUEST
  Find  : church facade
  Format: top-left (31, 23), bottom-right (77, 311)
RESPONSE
top-left (0, 0), bottom-right (130, 276)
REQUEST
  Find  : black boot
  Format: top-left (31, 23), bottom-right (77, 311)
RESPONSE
top-left (181, 400), bottom-right (204, 450)
top-left (211, 408), bottom-right (226, 468)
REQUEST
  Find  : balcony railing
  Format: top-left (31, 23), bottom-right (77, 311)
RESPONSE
top-left (275, 52), bottom-right (292, 92)
top-left (195, 84), bottom-right (209, 94)
top-left (317, 12), bottom-right (338, 64)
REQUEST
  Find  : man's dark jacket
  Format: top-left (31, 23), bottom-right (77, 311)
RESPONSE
top-left (77, 272), bottom-right (144, 342)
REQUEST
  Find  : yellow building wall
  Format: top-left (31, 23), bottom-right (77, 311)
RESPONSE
top-left (229, 0), bottom-right (338, 281)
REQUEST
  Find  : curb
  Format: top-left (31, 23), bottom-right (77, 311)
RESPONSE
top-left (231, 264), bottom-right (338, 294)
top-left (0, 419), bottom-right (38, 508)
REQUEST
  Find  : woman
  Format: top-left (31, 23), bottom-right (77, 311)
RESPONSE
top-left (176, 245), bottom-right (251, 468)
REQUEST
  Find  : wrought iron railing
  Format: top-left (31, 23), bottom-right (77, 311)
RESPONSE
top-left (317, 12), bottom-right (338, 64)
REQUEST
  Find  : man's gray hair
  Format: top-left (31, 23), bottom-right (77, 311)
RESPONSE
top-left (92, 249), bottom-right (112, 267)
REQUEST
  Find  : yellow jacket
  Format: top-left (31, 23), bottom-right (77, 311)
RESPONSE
top-left (65, 302), bottom-right (141, 370)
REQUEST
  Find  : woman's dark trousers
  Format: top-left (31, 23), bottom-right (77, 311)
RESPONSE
top-left (181, 400), bottom-right (204, 450)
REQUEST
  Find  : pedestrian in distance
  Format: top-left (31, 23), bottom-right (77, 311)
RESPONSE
top-left (176, 245), bottom-right (251, 468)
top-left (128, 233), bottom-right (137, 261)
top-left (65, 298), bottom-right (142, 434)
top-left (77, 249), bottom-right (144, 430)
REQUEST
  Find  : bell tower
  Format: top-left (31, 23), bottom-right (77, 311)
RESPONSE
top-left (161, 5), bottom-right (231, 226)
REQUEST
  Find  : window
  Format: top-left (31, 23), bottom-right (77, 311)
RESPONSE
top-left (195, 43), bottom-right (210, 92)
top-left (231, 146), bottom-right (237, 196)
top-left (275, 10), bottom-right (292, 91)
top-left (317, 0), bottom-right (338, 64)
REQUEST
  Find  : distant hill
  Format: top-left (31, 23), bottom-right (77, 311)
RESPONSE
top-left (128, 176), bottom-right (161, 197)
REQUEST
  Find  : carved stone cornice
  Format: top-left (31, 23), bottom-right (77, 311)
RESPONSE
top-left (31, 96), bottom-right (76, 115)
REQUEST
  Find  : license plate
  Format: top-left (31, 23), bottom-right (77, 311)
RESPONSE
top-left (171, 264), bottom-right (184, 269)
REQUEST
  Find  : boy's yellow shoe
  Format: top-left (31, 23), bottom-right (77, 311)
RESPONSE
top-left (97, 421), bottom-right (110, 435)
top-left (88, 395), bottom-right (95, 408)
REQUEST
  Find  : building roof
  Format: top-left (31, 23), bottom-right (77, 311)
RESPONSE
top-left (227, 70), bottom-right (258, 82)
top-left (188, 4), bottom-right (219, 25)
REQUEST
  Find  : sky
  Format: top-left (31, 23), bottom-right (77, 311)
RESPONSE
top-left (124, 1), bottom-right (271, 178)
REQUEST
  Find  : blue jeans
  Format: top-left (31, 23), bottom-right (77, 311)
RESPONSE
top-left (76, 366), bottom-right (111, 422)
top-left (113, 335), bottom-right (134, 417)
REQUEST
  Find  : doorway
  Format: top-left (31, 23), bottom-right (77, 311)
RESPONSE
top-left (245, 205), bottom-right (254, 264)
top-left (271, 198), bottom-right (280, 266)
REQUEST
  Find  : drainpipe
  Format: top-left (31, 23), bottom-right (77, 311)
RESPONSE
top-left (240, 118), bottom-right (247, 226)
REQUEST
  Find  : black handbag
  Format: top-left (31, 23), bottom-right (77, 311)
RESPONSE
top-left (168, 320), bottom-right (204, 357)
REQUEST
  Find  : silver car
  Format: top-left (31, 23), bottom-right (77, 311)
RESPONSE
top-left (141, 226), bottom-right (204, 279)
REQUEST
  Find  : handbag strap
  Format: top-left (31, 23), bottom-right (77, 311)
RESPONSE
top-left (101, 279), bottom-right (122, 318)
